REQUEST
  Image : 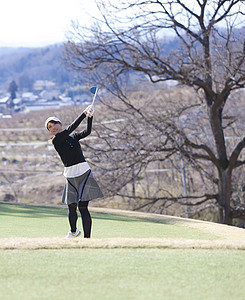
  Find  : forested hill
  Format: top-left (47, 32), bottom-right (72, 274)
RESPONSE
top-left (0, 37), bottom-right (180, 92)
top-left (0, 44), bottom-right (77, 91)
top-left (1, 24), bottom-right (244, 93)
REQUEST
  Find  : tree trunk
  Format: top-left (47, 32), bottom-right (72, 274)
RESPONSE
top-left (208, 101), bottom-right (231, 224)
top-left (218, 168), bottom-right (232, 225)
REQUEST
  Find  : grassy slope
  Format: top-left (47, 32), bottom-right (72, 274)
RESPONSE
top-left (0, 202), bottom-right (244, 250)
top-left (1, 203), bottom-right (245, 300)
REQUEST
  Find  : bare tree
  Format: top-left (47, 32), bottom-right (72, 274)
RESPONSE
top-left (64, 0), bottom-right (245, 224)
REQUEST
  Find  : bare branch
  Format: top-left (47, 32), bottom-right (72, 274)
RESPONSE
top-left (132, 193), bottom-right (217, 210)
top-left (230, 138), bottom-right (245, 169)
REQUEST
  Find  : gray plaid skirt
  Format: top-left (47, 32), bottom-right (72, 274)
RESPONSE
top-left (62, 170), bottom-right (104, 205)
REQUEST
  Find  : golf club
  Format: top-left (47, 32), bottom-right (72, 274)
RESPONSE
top-left (90, 86), bottom-right (99, 107)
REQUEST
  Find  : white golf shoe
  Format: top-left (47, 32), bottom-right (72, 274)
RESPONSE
top-left (65, 228), bottom-right (81, 239)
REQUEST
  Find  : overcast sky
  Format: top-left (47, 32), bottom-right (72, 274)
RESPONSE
top-left (1, 1), bottom-right (244, 48)
top-left (0, 0), bottom-right (97, 47)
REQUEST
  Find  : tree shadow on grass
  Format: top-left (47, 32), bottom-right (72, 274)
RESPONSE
top-left (0, 202), bottom-right (67, 219)
top-left (95, 212), bottom-right (182, 226)
top-left (0, 202), bottom-right (223, 241)
top-left (0, 202), bottom-right (211, 227)
top-left (0, 202), bottom-right (171, 225)
top-left (92, 212), bottom-right (163, 224)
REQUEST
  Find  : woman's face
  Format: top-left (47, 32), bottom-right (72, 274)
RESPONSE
top-left (47, 121), bottom-right (63, 135)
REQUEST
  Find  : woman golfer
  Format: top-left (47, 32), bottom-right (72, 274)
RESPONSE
top-left (45, 105), bottom-right (103, 238)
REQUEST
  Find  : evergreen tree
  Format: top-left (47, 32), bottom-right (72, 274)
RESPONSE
top-left (8, 80), bottom-right (18, 100)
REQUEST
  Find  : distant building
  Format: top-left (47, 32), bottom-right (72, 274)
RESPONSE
top-left (0, 96), bottom-right (9, 114)
top-left (22, 92), bottom-right (39, 103)
top-left (33, 80), bottom-right (56, 91)
top-left (40, 89), bottom-right (60, 100)
top-left (0, 96), bottom-right (9, 104)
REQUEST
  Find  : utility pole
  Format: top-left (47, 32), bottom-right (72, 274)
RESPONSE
top-left (180, 155), bottom-right (189, 218)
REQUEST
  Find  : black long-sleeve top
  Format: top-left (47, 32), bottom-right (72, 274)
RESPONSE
top-left (52, 113), bottom-right (93, 167)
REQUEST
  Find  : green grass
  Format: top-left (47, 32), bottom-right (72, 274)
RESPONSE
top-left (0, 202), bottom-right (245, 300)
top-left (0, 203), bottom-right (218, 240)
top-left (1, 249), bottom-right (245, 300)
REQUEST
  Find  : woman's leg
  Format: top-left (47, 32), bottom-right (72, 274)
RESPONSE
top-left (68, 202), bottom-right (78, 233)
top-left (78, 201), bottom-right (92, 238)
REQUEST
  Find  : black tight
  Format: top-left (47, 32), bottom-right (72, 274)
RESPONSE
top-left (68, 201), bottom-right (92, 238)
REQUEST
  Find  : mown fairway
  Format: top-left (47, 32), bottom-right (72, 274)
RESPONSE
top-left (0, 203), bottom-right (245, 300)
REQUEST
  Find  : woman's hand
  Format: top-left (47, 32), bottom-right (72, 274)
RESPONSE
top-left (83, 105), bottom-right (94, 118)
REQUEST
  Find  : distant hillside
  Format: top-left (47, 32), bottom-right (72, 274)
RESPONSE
top-left (0, 36), bottom-right (188, 94)
top-left (0, 47), bottom-right (32, 57)
top-left (1, 26), bottom-right (243, 93)
top-left (0, 36), bottom-right (181, 93)
top-left (0, 44), bottom-right (78, 91)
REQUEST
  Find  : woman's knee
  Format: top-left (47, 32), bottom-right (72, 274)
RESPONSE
top-left (68, 202), bottom-right (77, 212)
top-left (78, 201), bottom-right (89, 209)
